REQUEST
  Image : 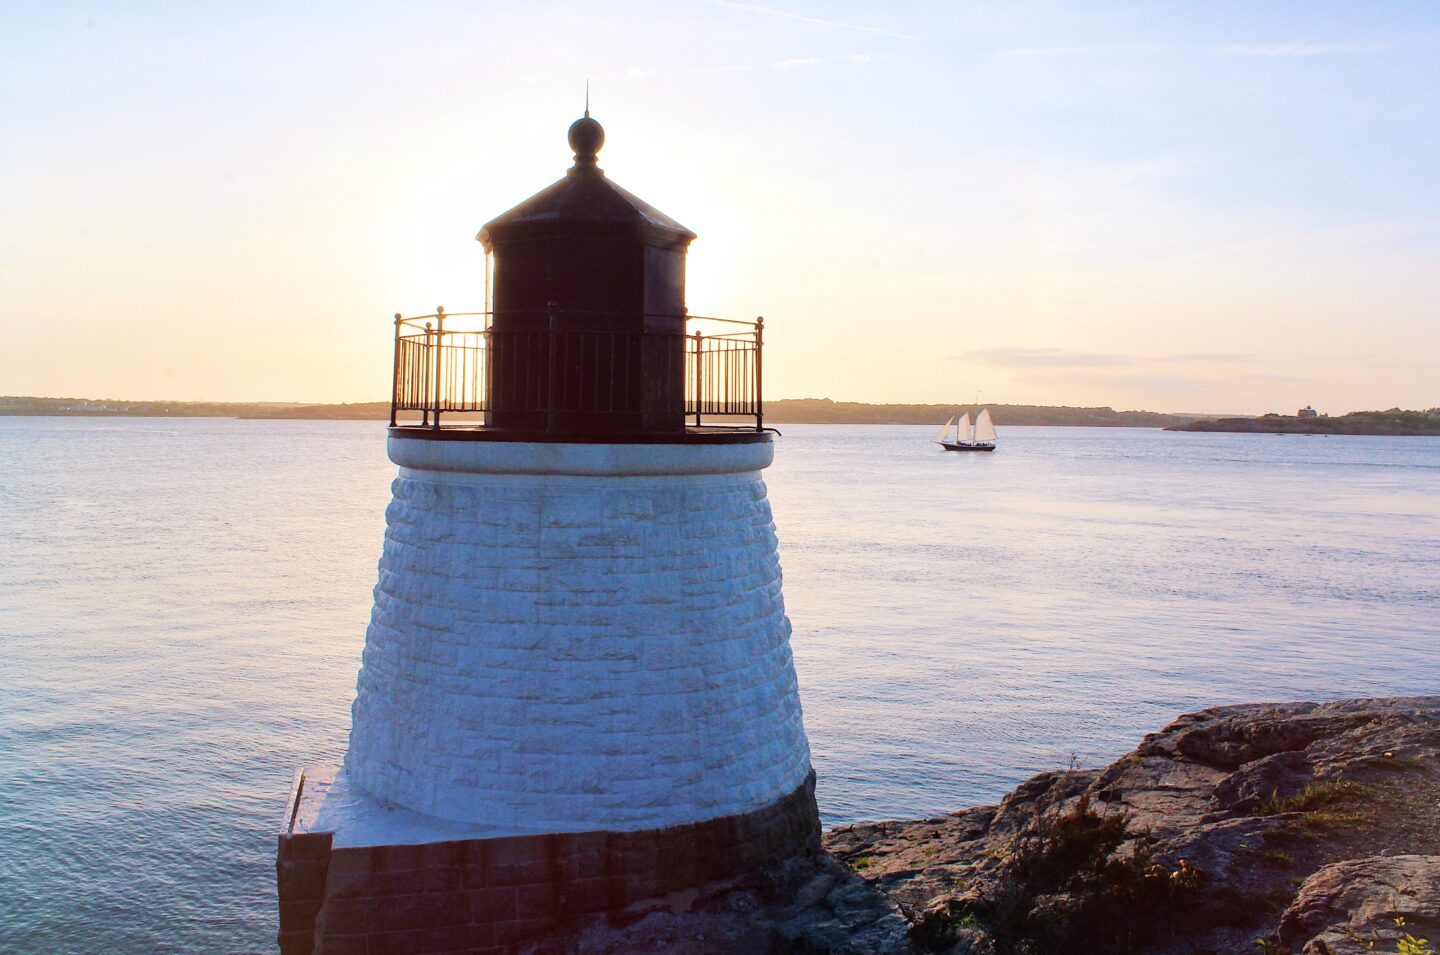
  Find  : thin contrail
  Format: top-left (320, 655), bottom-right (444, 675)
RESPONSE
top-left (709, 0), bottom-right (915, 41)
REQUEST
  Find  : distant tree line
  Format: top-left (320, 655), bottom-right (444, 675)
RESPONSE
top-left (1169, 408), bottom-right (1440, 436)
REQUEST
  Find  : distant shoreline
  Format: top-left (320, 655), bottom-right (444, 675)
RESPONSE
top-left (1168, 409), bottom-right (1440, 436)
top-left (1, 397), bottom-right (1219, 429)
top-left (6, 396), bottom-right (1435, 433)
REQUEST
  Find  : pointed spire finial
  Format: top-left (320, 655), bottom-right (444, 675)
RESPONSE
top-left (568, 93), bottom-right (605, 172)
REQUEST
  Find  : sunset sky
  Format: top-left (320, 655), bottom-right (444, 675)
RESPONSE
top-left (3, 1), bottom-right (1438, 414)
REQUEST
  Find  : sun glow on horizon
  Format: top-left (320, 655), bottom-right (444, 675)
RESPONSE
top-left (2, 2), bottom-right (1438, 415)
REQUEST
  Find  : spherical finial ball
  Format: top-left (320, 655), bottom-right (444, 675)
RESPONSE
top-left (568, 115), bottom-right (604, 162)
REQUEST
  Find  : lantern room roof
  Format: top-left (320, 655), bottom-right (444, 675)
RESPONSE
top-left (476, 113), bottom-right (696, 252)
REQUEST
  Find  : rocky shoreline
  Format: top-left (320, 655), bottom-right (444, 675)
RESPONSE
top-left (823, 696), bottom-right (1440, 955)
top-left (571, 697), bottom-right (1439, 954)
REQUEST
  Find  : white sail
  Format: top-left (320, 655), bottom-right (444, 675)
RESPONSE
top-left (973, 409), bottom-right (996, 443)
top-left (932, 416), bottom-right (955, 443)
top-left (956, 412), bottom-right (972, 444)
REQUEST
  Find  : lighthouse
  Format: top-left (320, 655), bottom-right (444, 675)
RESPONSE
top-left (275, 112), bottom-right (820, 954)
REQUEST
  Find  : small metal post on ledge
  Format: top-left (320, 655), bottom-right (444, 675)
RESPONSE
top-left (287, 769), bottom-right (307, 835)
top-left (432, 306), bottom-right (445, 430)
top-left (755, 316), bottom-right (764, 432)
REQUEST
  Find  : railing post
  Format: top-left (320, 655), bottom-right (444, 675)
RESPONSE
top-left (390, 313), bottom-right (402, 427)
top-left (546, 303), bottom-right (558, 434)
top-left (420, 322), bottom-right (432, 427)
top-left (483, 321), bottom-right (493, 427)
top-left (693, 329), bottom-right (704, 428)
top-left (755, 316), bottom-right (764, 432)
top-left (432, 306), bottom-right (445, 430)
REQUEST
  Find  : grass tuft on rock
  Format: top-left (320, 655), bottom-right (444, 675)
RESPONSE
top-left (1255, 780), bottom-right (1367, 817)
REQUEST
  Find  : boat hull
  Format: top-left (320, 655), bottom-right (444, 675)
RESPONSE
top-left (938, 441), bottom-right (995, 453)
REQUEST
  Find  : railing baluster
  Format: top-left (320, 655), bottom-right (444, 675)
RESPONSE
top-left (755, 317), bottom-right (763, 431)
top-left (421, 323), bottom-right (432, 426)
top-left (432, 307), bottom-right (445, 428)
top-left (694, 330), bottom-right (703, 427)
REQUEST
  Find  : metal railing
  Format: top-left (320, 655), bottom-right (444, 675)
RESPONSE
top-left (390, 308), bottom-right (763, 432)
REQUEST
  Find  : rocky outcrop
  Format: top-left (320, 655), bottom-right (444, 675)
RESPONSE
top-left (1278, 855), bottom-right (1440, 955)
top-left (825, 697), bottom-right (1440, 955)
top-left (492, 698), bottom-right (1437, 953)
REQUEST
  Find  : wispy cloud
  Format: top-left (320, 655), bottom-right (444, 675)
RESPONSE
top-left (1160, 353), bottom-right (1253, 364)
top-left (1217, 41), bottom-right (1381, 58)
top-left (1110, 157), bottom-right (1195, 183)
top-left (775, 52), bottom-right (875, 68)
top-left (692, 62), bottom-right (752, 74)
top-left (993, 43), bottom-right (1163, 58)
top-left (1234, 372), bottom-right (1310, 383)
top-left (959, 349), bottom-right (1257, 368)
top-left (994, 46), bottom-right (1100, 58)
top-left (958, 348), bottom-right (1130, 368)
top-left (1100, 374), bottom-right (1216, 397)
top-left (694, 52), bottom-right (879, 74)
top-left (709, 0), bottom-right (914, 41)
top-left (994, 41), bottom-right (1382, 60)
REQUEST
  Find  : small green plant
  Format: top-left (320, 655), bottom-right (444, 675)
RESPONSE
top-left (1255, 938), bottom-right (1286, 954)
top-left (849, 855), bottom-right (874, 871)
top-left (1397, 935), bottom-right (1434, 955)
top-left (1255, 780), bottom-right (1367, 816)
top-left (1394, 917), bottom-right (1436, 955)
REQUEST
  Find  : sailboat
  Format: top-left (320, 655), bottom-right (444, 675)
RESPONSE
top-left (932, 408), bottom-right (997, 452)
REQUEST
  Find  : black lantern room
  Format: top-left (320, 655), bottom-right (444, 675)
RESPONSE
top-left (477, 111), bottom-right (697, 435)
top-left (388, 112), bottom-right (763, 440)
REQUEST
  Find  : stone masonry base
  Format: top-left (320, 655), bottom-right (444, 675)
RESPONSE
top-left (276, 772), bottom-right (821, 955)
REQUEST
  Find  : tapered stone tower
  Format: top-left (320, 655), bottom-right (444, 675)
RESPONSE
top-left (275, 112), bottom-right (819, 955)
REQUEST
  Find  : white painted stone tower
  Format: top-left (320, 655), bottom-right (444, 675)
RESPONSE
top-left (276, 112), bottom-right (820, 955)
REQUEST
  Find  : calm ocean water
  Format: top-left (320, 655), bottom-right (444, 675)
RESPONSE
top-left (1, 417), bottom-right (1436, 953)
